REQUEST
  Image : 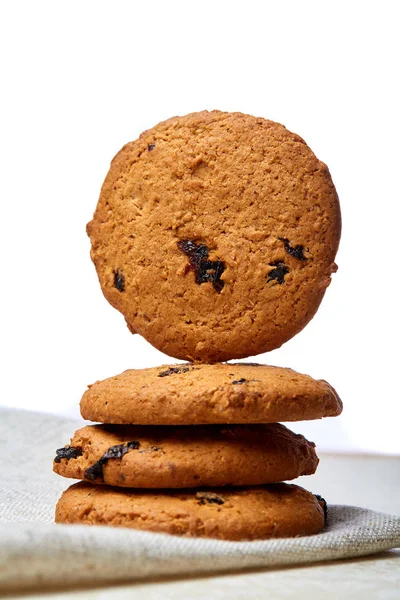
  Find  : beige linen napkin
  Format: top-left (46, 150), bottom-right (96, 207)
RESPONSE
top-left (1, 407), bottom-right (399, 591)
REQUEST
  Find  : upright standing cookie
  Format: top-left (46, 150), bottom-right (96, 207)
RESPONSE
top-left (87, 110), bottom-right (341, 361)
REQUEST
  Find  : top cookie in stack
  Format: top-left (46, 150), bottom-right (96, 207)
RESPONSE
top-left (87, 110), bottom-right (341, 363)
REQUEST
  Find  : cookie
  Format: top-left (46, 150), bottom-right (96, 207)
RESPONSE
top-left (87, 110), bottom-right (341, 362)
top-left (55, 482), bottom-right (326, 540)
top-left (80, 363), bottom-right (342, 425)
top-left (53, 422), bottom-right (318, 488)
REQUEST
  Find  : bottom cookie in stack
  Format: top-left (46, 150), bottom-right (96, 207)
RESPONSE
top-left (55, 482), bottom-right (326, 541)
top-left (54, 363), bottom-right (342, 541)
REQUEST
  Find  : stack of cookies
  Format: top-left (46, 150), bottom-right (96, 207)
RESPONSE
top-left (54, 111), bottom-right (342, 541)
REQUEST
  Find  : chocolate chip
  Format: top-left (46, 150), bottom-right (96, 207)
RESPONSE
top-left (148, 143), bottom-right (155, 151)
top-left (232, 378), bottom-right (247, 385)
top-left (178, 240), bottom-right (225, 293)
top-left (267, 261), bottom-right (289, 284)
top-left (279, 237), bottom-right (307, 261)
top-left (196, 491), bottom-right (225, 505)
top-left (151, 446), bottom-right (161, 451)
top-left (54, 445), bottom-right (83, 463)
top-left (113, 270), bottom-right (125, 292)
top-left (84, 441), bottom-right (141, 482)
top-left (127, 441), bottom-right (140, 450)
top-left (314, 494), bottom-right (328, 522)
top-left (178, 240), bottom-right (208, 264)
top-left (84, 460), bottom-right (104, 481)
top-left (158, 366), bottom-right (190, 378)
top-left (102, 443), bottom-right (131, 460)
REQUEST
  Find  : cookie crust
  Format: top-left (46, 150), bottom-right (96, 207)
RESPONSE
top-left (87, 110), bottom-right (341, 362)
top-left (80, 363), bottom-right (342, 425)
top-left (53, 423), bottom-right (319, 488)
top-left (55, 482), bottom-right (326, 540)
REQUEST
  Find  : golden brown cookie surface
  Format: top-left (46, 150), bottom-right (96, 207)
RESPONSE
top-left (53, 422), bottom-right (318, 488)
top-left (87, 110), bottom-right (341, 362)
top-left (80, 363), bottom-right (342, 425)
top-left (55, 482), bottom-right (325, 540)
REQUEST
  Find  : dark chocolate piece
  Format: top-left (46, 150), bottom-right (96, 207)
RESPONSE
top-left (267, 261), bottom-right (289, 284)
top-left (158, 366), bottom-right (190, 378)
top-left (196, 491), bottom-right (225, 505)
top-left (84, 441), bottom-right (140, 482)
top-left (178, 240), bottom-right (225, 293)
top-left (113, 270), bottom-right (125, 292)
top-left (54, 445), bottom-right (83, 463)
top-left (127, 441), bottom-right (140, 450)
top-left (84, 460), bottom-right (103, 481)
top-left (279, 237), bottom-right (307, 261)
top-left (232, 378), bottom-right (247, 385)
top-left (147, 143), bottom-right (155, 151)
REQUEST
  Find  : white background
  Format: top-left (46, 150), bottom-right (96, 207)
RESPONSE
top-left (1, 1), bottom-right (399, 453)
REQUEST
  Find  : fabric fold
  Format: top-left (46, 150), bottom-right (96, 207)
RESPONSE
top-left (0, 407), bottom-right (399, 590)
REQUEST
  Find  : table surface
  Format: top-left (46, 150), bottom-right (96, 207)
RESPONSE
top-left (9, 452), bottom-right (400, 600)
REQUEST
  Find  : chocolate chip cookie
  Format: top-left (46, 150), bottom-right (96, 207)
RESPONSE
top-left (87, 110), bottom-right (341, 362)
top-left (80, 362), bottom-right (342, 425)
top-left (55, 482), bottom-right (326, 540)
top-left (53, 422), bottom-right (318, 488)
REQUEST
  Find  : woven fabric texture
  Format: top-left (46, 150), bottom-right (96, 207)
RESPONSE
top-left (1, 407), bottom-right (399, 591)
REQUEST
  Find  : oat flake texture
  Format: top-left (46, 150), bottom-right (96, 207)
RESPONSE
top-left (87, 110), bottom-right (341, 362)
